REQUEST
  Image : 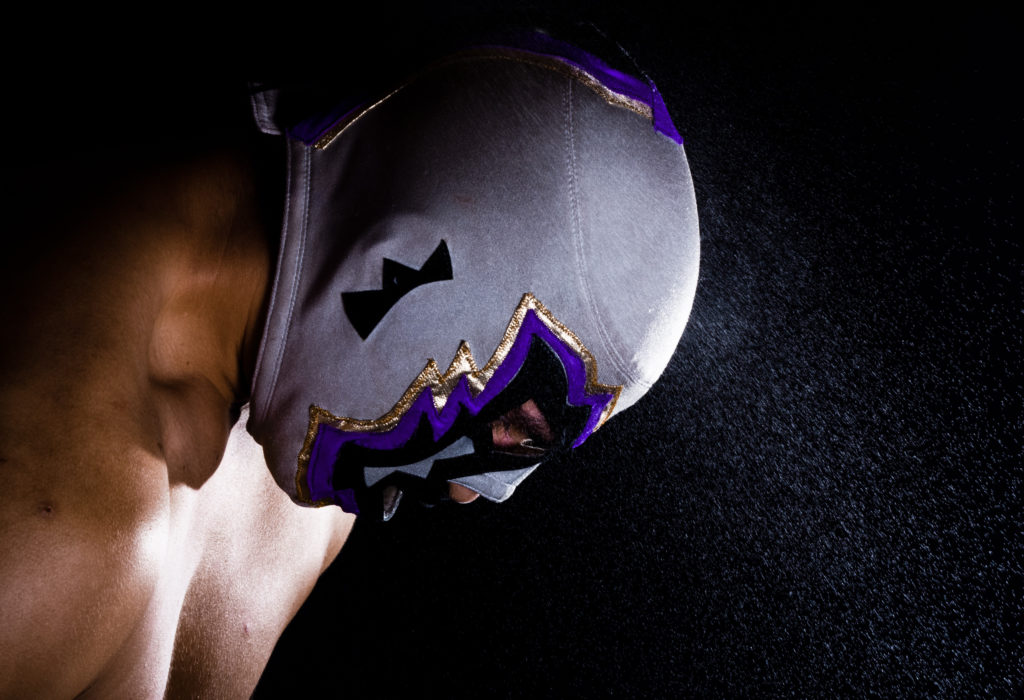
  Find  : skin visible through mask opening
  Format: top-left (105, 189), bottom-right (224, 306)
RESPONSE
top-left (448, 398), bottom-right (553, 503)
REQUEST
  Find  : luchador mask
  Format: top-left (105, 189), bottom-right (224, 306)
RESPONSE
top-left (246, 33), bottom-right (700, 520)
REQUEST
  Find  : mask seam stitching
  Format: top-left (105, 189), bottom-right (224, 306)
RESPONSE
top-left (259, 146), bottom-right (311, 425)
top-left (248, 139), bottom-right (294, 426)
top-left (566, 76), bottom-right (636, 384)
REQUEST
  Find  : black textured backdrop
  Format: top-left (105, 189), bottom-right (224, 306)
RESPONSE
top-left (31, 4), bottom-right (1002, 698)
top-left (2, 4), bottom-right (1016, 698)
top-left (251, 5), bottom-right (1021, 698)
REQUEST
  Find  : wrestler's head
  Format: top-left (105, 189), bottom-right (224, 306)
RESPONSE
top-left (246, 35), bottom-right (700, 520)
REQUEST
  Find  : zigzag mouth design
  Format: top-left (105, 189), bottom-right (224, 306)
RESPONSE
top-left (295, 293), bottom-right (622, 508)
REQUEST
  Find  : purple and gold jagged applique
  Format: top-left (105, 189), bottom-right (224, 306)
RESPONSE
top-left (296, 293), bottom-right (622, 508)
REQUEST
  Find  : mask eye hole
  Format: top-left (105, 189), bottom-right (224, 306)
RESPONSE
top-left (490, 399), bottom-right (554, 457)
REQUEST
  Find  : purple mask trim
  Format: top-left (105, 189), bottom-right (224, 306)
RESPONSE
top-left (289, 103), bottom-right (363, 147)
top-left (286, 32), bottom-right (682, 147)
top-left (485, 31), bottom-right (683, 145)
top-left (306, 309), bottom-right (616, 506)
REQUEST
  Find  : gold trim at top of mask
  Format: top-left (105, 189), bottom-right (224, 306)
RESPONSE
top-left (313, 49), bottom-right (654, 150)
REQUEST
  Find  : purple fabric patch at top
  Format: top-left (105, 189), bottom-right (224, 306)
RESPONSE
top-left (289, 102), bottom-right (365, 148)
top-left (287, 31), bottom-right (682, 146)
top-left (487, 30), bottom-right (682, 145)
top-left (306, 308), bottom-right (616, 506)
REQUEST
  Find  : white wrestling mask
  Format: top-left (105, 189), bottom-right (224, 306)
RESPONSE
top-left (246, 34), bottom-right (699, 520)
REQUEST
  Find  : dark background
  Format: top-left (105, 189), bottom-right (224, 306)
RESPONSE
top-left (8, 3), bottom-right (1017, 697)
top-left (251, 4), bottom-right (1020, 698)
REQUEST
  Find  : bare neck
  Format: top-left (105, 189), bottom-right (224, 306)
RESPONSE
top-left (137, 145), bottom-right (280, 485)
top-left (159, 147), bottom-right (278, 407)
top-left (3, 137), bottom-right (281, 444)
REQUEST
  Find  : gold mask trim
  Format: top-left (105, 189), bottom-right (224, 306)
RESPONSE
top-left (314, 49), bottom-right (653, 150)
top-left (295, 293), bottom-right (622, 504)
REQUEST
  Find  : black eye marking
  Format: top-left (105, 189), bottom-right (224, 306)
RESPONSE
top-left (341, 240), bottom-right (453, 339)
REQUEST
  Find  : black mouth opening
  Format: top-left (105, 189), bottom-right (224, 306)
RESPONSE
top-left (330, 336), bottom-right (591, 519)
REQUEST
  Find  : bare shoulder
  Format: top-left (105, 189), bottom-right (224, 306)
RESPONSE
top-left (166, 411), bottom-right (353, 698)
top-left (0, 149), bottom-right (350, 697)
top-left (0, 161), bottom-right (182, 696)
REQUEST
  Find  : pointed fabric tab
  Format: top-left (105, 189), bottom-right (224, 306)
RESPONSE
top-left (419, 240), bottom-right (454, 282)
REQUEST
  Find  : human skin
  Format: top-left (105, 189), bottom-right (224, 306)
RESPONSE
top-left (0, 145), bottom-right (355, 697)
top-left (0, 140), bottom-right (553, 697)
